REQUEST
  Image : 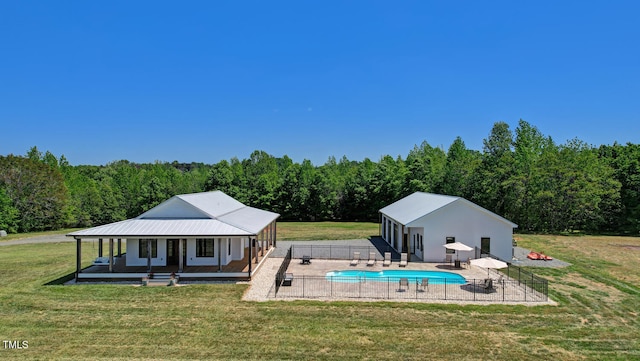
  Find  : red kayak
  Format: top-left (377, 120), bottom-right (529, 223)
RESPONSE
top-left (527, 252), bottom-right (541, 260)
top-left (527, 251), bottom-right (553, 261)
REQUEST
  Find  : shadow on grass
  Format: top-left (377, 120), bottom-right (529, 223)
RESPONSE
top-left (44, 272), bottom-right (75, 285)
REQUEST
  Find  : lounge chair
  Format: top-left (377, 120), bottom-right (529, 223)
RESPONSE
top-left (383, 252), bottom-right (391, 267)
top-left (483, 278), bottom-right (493, 293)
top-left (350, 251), bottom-right (360, 266)
top-left (419, 278), bottom-right (429, 292)
top-left (399, 253), bottom-right (408, 267)
top-left (398, 278), bottom-right (409, 292)
top-left (367, 252), bottom-right (376, 266)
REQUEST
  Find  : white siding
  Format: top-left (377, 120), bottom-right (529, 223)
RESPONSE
top-left (125, 239), bottom-right (168, 267)
top-left (413, 201), bottom-right (513, 262)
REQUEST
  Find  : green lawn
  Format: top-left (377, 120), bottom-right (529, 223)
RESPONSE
top-left (0, 225), bottom-right (638, 360)
top-left (276, 221), bottom-right (379, 240)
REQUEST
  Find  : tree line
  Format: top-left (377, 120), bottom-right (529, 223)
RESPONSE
top-left (1, 120), bottom-right (638, 234)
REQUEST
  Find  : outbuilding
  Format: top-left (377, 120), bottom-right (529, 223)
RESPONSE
top-left (67, 191), bottom-right (279, 281)
top-left (379, 192), bottom-right (517, 263)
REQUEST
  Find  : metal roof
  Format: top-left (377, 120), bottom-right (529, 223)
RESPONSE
top-left (379, 192), bottom-right (517, 227)
top-left (68, 191), bottom-right (280, 238)
top-left (67, 219), bottom-right (252, 237)
top-left (380, 192), bottom-right (459, 225)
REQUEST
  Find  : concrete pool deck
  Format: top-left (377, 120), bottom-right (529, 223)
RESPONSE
top-left (243, 256), bottom-right (555, 305)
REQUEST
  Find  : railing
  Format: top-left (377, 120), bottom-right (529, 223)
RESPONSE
top-left (270, 275), bottom-right (548, 302)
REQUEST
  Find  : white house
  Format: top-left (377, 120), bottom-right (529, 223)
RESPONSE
top-left (379, 192), bottom-right (517, 263)
top-left (67, 191), bottom-right (279, 281)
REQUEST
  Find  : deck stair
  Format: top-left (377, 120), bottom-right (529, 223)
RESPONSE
top-left (143, 273), bottom-right (179, 286)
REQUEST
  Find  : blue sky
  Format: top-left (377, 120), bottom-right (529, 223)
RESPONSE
top-left (1, 1), bottom-right (638, 165)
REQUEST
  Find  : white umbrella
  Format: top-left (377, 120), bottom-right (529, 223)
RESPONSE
top-left (443, 242), bottom-right (473, 260)
top-left (470, 257), bottom-right (508, 275)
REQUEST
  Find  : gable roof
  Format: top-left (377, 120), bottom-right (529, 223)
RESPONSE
top-left (68, 191), bottom-right (279, 238)
top-left (379, 192), bottom-right (517, 228)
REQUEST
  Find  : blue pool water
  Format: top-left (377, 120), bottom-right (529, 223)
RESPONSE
top-left (325, 270), bottom-right (467, 284)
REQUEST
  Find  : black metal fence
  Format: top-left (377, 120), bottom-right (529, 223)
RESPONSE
top-left (291, 244), bottom-right (390, 261)
top-left (274, 247), bottom-right (292, 295)
top-left (272, 245), bottom-right (549, 302)
top-left (270, 275), bottom-right (548, 302)
top-left (478, 248), bottom-right (549, 297)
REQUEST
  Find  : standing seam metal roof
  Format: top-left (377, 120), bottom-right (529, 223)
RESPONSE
top-left (68, 191), bottom-right (280, 238)
top-left (379, 192), bottom-right (517, 227)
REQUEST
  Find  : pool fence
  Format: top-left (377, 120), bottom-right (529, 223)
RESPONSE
top-left (272, 245), bottom-right (549, 302)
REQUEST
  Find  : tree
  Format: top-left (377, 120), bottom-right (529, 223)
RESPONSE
top-left (0, 186), bottom-right (19, 233)
top-left (0, 155), bottom-right (69, 231)
top-left (441, 136), bottom-right (481, 198)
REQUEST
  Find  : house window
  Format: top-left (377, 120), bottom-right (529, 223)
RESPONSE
top-left (139, 239), bottom-right (157, 258)
top-left (420, 235), bottom-right (423, 251)
top-left (445, 237), bottom-right (456, 254)
top-left (196, 238), bottom-right (214, 257)
top-left (228, 238), bottom-right (231, 256)
top-left (481, 237), bottom-right (491, 255)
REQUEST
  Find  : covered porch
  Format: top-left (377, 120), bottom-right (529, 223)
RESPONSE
top-left (72, 220), bottom-right (277, 281)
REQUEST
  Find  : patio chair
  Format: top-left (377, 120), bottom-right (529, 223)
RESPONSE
top-left (282, 273), bottom-right (294, 286)
top-left (367, 252), bottom-right (376, 266)
top-left (350, 251), bottom-right (360, 266)
top-left (398, 278), bottom-right (409, 292)
top-left (383, 252), bottom-right (391, 267)
top-left (301, 255), bottom-right (311, 265)
top-left (494, 274), bottom-right (504, 286)
top-left (419, 278), bottom-right (429, 292)
top-left (399, 253), bottom-right (408, 267)
top-left (483, 278), bottom-right (493, 293)
top-left (445, 254), bottom-right (453, 265)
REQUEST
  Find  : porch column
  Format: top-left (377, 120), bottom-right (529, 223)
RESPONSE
top-left (178, 239), bottom-right (184, 272)
top-left (75, 237), bottom-right (82, 281)
top-left (98, 238), bottom-right (103, 257)
top-left (248, 237), bottom-right (253, 274)
top-left (274, 222), bottom-right (277, 248)
top-left (108, 238), bottom-right (114, 273)
top-left (217, 238), bottom-right (222, 272)
top-left (261, 230), bottom-right (265, 256)
top-left (254, 238), bottom-right (259, 263)
top-left (146, 239), bottom-right (152, 273)
top-left (117, 239), bottom-right (122, 257)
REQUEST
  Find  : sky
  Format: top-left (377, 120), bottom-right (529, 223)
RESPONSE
top-left (1, 1), bottom-right (639, 166)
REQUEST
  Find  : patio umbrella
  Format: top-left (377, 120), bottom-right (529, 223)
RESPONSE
top-left (470, 257), bottom-right (508, 275)
top-left (443, 242), bottom-right (473, 260)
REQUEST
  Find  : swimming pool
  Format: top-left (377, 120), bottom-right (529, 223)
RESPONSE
top-left (325, 270), bottom-right (467, 284)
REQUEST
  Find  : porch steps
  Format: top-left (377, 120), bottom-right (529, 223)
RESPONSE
top-left (143, 274), bottom-right (179, 287)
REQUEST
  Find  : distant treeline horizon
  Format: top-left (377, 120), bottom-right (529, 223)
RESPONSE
top-left (1, 120), bottom-right (638, 235)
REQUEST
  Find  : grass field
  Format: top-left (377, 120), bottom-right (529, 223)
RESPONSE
top-left (0, 223), bottom-right (638, 360)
